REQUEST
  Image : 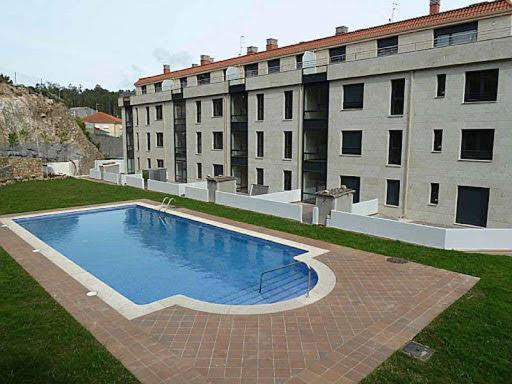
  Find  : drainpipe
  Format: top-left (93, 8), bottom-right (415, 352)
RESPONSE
top-left (402, 70), bottom-right (415, 218)
top-left (297, 86), bottom-right (304, 191)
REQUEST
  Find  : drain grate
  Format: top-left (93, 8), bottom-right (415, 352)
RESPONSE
top-left (387, 257), bottom-right (409, 264)
top-left (402, 341), bottom-right (433, 361)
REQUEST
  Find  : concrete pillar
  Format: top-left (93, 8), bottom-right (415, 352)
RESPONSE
top-left (315, 187), bottom-right (355, 225)
top-left (207, 176), bottom-right (237, 203)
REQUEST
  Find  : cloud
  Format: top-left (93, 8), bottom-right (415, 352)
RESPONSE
top-left (152, 48), bottom-right (192, 69)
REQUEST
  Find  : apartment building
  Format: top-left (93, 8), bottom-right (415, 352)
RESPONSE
top-left (120, 0), bottom-right (512, 228)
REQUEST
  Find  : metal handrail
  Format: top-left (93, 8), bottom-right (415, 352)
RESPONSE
top-left (259, 261), bottom-right (311, 297)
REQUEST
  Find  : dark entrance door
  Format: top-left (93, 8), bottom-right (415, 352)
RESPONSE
top-left (456, 186), bottom-right (489, 227)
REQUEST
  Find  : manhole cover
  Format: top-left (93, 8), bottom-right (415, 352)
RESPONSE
top-left (387, 257), bottom-right (408, 264)
top-left (402, 341), bottom-right (433, 361)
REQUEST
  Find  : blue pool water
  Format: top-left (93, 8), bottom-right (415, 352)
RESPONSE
top-left (16, 205), bottom-right (317, 305)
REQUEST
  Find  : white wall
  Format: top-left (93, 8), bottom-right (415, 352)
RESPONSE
top-left (256, 189), bottom-right (302, 203)
top-left (47, 162), bottom-right (77, 176)
top-left (444, 229), bottom-right (512, 251)
top-left (147, 179), bottom-right (185, 196)
top-left (125, 175), bottom-right (145, 189)
top-left (89, 169), bottom-right (101, 180)
top-left (103, 172), bottom-right (120, 184)
top-left (351, 199), bottom-right (379, 216)
top-left (215, 191), bottom-right (303, 222)
top-left (185, 186), bottom-right (209, 202)
top-left (94, 159), bottom-right (126, 173)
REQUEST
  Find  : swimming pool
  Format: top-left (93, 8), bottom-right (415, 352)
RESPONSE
top-left (7, 203), bottom-right (333, 317)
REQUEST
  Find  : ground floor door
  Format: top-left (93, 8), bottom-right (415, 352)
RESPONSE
top-left (456, 186), bottom-right (489, 227)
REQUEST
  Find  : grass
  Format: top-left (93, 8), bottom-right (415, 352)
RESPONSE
top-left (1, 178), bottom-right (511, 383)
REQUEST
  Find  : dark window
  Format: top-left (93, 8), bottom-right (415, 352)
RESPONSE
top-left (175, 160), bottom-right (187, 183)
top-left (284, 131), bottom-right (292, 159)
top-left (430, 183), bottom-right (439, 205)
top-left (456, 186), bottom-right (489, 227)
top-left (329, 46), bottom-right (346, 63)
top-left (434, 22), bottom-right (478, 48)
top-left (156, 132), bottom-right (164, 147)
top-left (341, 176), bottom-right (360, 203)
top-left (461, 129), bottom-right (494, 161)
top-left (464, 69), bottom-right (499, 102)
top-left (213, 98), bottom-right (223, 117)
top-left (213, 164), bottom-right (224, 177)
top-left (343, 83), bottom-right (364, 109)
top-left (257, 94), bottom-right (264, 121)
top-left (256, 168), bottom-right (264, 185)
top-left (136, 108), bottom-right (139, 125)
top-left (146, 132), bottom-right (151, 150)
top-left (141, 85), bottom-right (147, 95)
top-left (146, 106), bottom-right (150, 124)
top-left (378, 36), bottom-right (398, 56)
top-left (197, 73), bottom-right (210, 85)
top-left (284, 91), bottom-right (293, 119)
top-left (157, 159), bottom-right (164, 168)
top-left (256, 131), bottom-right (264, 157)
top-left (136, 132), bottom-right (140, 151)
top-left (155, 105), bottom-right (163, 120)
top-left (196, 101), bottom-right (201, 123)
top-left (154, 82), bottom-right (162, 93)
top-left (341, 131), bottom-right (362, 155)
top-left (386, 180), bottom-right (400, 206)
top-left (268, 59), bottom-right (280, 74)
top-left (196, 132), bottom-right (202, 153)
top-left (390, 79), bottom-right (405, 115)
top-left (180, 77), bottom-right (187, 88)
top-left (284, 170), bottom-right (292, 191)
top-left (388, 130), bottom-right (403, 165)
top-left (213, 132), bottom-right (223, 150)
top-left (296, 54), bottom-right (303, 69)
top-left (147, 158), bottom-right (151, 169)
top-left (197, 163), bottom-right (202, 179)
top-left (433, 130), bottom-right (443, 152)
top-left (437, 74), bottom-right (446, 97)
top-left (245, 63), bottom-right (258, 78)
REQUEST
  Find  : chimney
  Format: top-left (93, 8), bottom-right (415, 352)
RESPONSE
top-left (430, 0), bottom-right (440, 15)
top-left (335, 26), bottom-right (349, 35)
top-left (247, 46), bottom-right (258, 55)
top-left (200, 55), bottom-right (213, 65)
top-left (266, 38), bottom-right (278, 50)
top-left (163, 64), bottom-right (171, 73)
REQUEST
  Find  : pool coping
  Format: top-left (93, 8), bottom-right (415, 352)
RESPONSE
top-left (1, 201), bottom-right (336, 320)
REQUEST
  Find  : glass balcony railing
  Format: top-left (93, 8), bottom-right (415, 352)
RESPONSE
top-left (231, 114), bottom-right (248, 123)
top-left (231, 148), bottom-right (248, 157)
top-left (304, 109), bottom-right (328, 120)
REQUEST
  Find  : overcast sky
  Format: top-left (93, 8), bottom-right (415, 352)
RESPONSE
top-left (0, 0), bottom-right (475, 90)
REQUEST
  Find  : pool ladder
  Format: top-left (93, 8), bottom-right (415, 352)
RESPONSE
top-left (158, 197), bottom-right (175, 220)
top-left (258, 261), bottom-right (312, 298)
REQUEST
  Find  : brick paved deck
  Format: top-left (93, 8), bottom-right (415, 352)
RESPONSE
top-left (0, 200), bottom-right (479, 384)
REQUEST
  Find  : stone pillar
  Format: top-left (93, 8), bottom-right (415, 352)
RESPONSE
top-left (315, 187), bottom-right (355, 225)
top-left (206, 176), bottom-right (237, 203)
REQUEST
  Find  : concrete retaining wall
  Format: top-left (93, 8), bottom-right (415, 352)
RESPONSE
top-left (103, 172), bottom-right (120, 184)
top-left (89, 169), bottom-right (101, 180)
top-left (185, 186), bottom-right (209, 202)
top-left (125, 175), bottom-right (145, 189)
top-left (147, 179), bottom-right (184, 195)
top-left (351, 199), bottom-right (379, 216)
top-left (256, 189), bottom-right (302, 203)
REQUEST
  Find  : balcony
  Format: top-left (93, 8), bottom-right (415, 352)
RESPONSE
top-left (175, 146), bottom-right (187, 159)
top-left (304, 109), bottom-right (328, 121)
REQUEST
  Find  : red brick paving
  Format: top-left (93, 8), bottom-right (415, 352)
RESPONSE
top-left (0, 200), bottom-right (479, 383)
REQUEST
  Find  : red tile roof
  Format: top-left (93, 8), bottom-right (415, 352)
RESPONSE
top-left (135, 0), bottom-right (512, 86)
top-left (82, 111), bottom-right (122, 124)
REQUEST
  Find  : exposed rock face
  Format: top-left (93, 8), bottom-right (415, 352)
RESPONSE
top-left (0, 83), bottom-right (103, 173)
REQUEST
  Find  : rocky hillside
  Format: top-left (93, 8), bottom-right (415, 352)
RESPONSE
top-left (0, 83), bottom-right (103, 174)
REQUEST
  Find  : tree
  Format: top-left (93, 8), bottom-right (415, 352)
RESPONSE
top-left (0, 74), bottom-right (13, 85)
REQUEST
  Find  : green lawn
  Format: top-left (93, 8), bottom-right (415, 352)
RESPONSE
top-left (1, 178), bottom-right (511, 383)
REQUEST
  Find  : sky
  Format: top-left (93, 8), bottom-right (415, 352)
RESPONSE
top-left (0, 0), bottom-right (476, 90)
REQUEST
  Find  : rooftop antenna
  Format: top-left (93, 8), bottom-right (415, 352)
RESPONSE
top-left (239, 35), bottom-right (246, 56)
top-left (389, 1), bottom-right (399, 23)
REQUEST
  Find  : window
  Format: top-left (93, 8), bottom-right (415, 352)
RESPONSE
top-left (213, 164), bottom-right (224, 177)
top-left (213, 98), bottom-right (223, 117)
top-left (213, 132), bottom-right (223, 150)
top-left (135, 108), bottom-right (139, 126)
top-left (329, 46), bottom-right (346, 63)
top-left (378, 36), bottom-right (398, 56)
top-left (436, 74), bottom-right (446, 97)
top-left (146, 132), bottom-right (151, 150)
top-left (341, 131), bottom-right (362, 155)
top-left (256, 94), bottom-right (264, 121)
top-left (433, 130), bottom-right (443, 152)
top-left (147, 158), bottom-right (151, 169)
top-left (284, 131), bottom-right (292, 159)
top-left (157, 159), bottom-right (164, 168)
top-left (343, 83), bottom-right (364, 109)
top-left (196, 101), bottom-right (201, 123)
top-left (245, 63), bottom-right (258, 78)
top-left (284, 170), bottom-right (292, 191)
top-left (196, 132), bottom-right (202, 154)
top-left (256, 168), bottom-right (264, 185)
top-left (434, 22), bottom-right (478, 48)
top-left (156, 132), bottom-right (164, 147)
top-left (180, 77), bottom-right (187, 88)
top-left (461, 129), bottom-right (494, 161)
top-left (284, 91), bottom-right (293, 119)
top-left (136, 132), bottom-right (140, 151)
top-left (340, 176), bottom-right (361, 203)
top-left (268, 59), bottom-right (280, 73)
top-left (145, 106), bottom-right (150, 125)
top-left (296, 54), bottom-right (303, 69)
top-left (464, 69), bottom-right (499, 102)
top-left (256, 131), bottom-right (264, 158)
top-left (430, 183), bottom-right (439, 205)
top-left (154, 82), bottom-right (162, 93)
top-left (388, 130), bottom-right (403, 165)
top-left (197, 73), bottom-right (210, 85)
top-left (141, 85), bottom-right (147, 95)
top-left (390, 79), bottom-right (405, 115)
top-left (155, 105), bottom-right (163, 120)
top-left (386, 180), bottom-right (400, 206)
top-left (137, 157), bottom-right (140, 170)
top-left (197, 163), bottom-right (202, 179)
top-left (456, 186), bottom-right (489, 227)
